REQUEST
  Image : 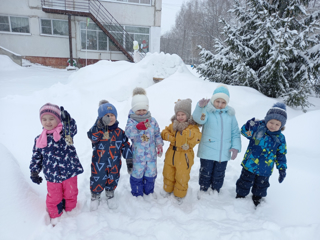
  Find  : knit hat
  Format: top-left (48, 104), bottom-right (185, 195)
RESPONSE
top-left (131, 87), bottom-right (149, 112)
top-left (174, 98), bottom-right (192, 119)
top-left (39, 103), bottom-right (61, 123)
top-left (211, 84), bottom-right (230, 105)
top-left (98, 100), bottom-right (117, 119)
top-left (264, 102), bottom-right (287, 127)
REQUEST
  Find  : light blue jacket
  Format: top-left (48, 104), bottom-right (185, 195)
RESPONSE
top-left (192, 102), bottom-right (241, 162)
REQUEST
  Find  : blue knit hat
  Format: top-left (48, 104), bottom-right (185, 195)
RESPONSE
top-left (211, 84), bottom-right (230, 105)
top-left (98, 100), bottom-right (117, 119)
top-left (264, 102), bottom-right (287, 127)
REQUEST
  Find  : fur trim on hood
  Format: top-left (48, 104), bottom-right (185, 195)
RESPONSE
top-left (170, 115), bottom-right (200, 131)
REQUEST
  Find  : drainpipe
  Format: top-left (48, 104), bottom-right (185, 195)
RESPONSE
top-left (68, 15), bottom-right (73, 66)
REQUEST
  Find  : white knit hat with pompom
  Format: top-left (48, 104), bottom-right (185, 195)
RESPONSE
top-left (131, 87), bottom-right (149, 112)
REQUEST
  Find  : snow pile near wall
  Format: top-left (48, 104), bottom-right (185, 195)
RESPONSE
top-left (0, 55), bottom-right (22, 71)
top-left (67, 52), bottom-right (191, 102)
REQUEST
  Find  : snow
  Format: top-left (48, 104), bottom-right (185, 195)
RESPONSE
top-left (0, 53), bottom-right (320, 240)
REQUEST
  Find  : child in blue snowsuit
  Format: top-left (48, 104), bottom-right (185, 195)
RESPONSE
top-left (87, 100), bottom-right (132, 210)
top-left (236, 102), bottom-right (287, 206)
top-left (125, 87), bottom-right (164, 197)
top-left (193, 84), bottom-right (241, 198)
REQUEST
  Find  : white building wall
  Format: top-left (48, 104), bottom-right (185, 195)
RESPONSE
top-left (0, 0), bottom-right (162, 63)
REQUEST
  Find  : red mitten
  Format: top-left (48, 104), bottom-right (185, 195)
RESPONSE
top-left (136, 121), bottom-right (147, 130)
top-left (157, 145), bottom-right (163, 158)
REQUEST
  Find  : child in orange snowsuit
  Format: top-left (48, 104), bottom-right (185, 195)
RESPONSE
top-left (161, 99), bottom-right (201, 203)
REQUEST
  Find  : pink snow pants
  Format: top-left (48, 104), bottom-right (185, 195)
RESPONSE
top-left (46, 176), bottom-right (78, 218)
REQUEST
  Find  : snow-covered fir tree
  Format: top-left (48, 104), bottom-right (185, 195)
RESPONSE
top-left (196, 0), bottom-right (320, 110)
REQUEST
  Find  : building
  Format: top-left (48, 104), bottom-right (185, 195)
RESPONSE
top-left (0, 0), bottom-right (162, 68)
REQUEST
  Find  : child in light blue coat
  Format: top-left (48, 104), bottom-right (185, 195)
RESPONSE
top-left (193, 84), bottom-right (241, 199)
top-left (125, 87), bottom-right (163, 197)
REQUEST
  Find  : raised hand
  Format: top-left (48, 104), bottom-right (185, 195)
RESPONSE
top-left (198, 98), bottom-right (210, 108)
top-left (60, 106), bottom-right (71, 122)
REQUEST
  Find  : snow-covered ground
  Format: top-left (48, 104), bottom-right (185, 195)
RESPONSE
top-left (0, 53), bottom-right (319, 240)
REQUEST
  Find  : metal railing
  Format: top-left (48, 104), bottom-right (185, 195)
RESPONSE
top-left (41, 0), bottom-right (147, 61)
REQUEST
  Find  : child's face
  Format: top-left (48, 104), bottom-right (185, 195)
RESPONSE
top-left (106, 113), bottom-right (116, 126)
top-left (213, 98), bottom-right (227, 109)
top-left (266, 119), bottom-right (281, 132)
top-left (41, 114), bottom-right (58, 130)
top-left (176, 111), bottom-right (187, 123)
top-left (135, 109), bottom-right (147, 116)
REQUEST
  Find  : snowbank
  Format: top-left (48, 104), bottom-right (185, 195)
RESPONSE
top-left (0, 55), bottom-right (22, 71)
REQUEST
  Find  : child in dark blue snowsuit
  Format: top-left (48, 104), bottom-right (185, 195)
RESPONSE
top-left (87, 100), bottom-right (132, 210)
top-left (236, 102), bottom-right (288, 206)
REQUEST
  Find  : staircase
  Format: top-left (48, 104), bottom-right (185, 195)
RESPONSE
top-left (41, 0), bottom-right (147, 62)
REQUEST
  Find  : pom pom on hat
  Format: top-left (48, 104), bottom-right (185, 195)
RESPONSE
top-left (174, 98), bottom-right (192, 119)
top-left (131, 87), bottom-right (149, 112)
top-left (264, 102), bottom-right (287, 127)
top-left (39, 103), bottom-right (61, 123)
top-left (211, 84), bottom-right (230, 105)
top-left (98, 100), bottom-right (117, 119)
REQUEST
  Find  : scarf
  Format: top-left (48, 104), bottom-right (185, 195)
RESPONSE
top-left (107, 121), bottom-right (119, 131)
top-left (130, 111), bottom-right (152, 123)
top-left (173, 120), bottom-right (189, 132)
top-left (36, 122), bottom-right (63, 148)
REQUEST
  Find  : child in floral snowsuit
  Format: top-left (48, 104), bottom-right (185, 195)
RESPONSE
top-left (125, 87), bottom-right (163, 197)
top-left (161, 99), bottom-right (202, 203)
top-left (30, 103), bottom-right (83, 226)
top-left (236, 102), bottom-right (287, 206)
top-left (87, 100), bottom-right (132, 210)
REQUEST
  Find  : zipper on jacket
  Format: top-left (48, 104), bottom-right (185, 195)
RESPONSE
top-left (219, 111), bottom-right (223, 163)
top-left (172, 131), bottom-right (178, 166)
top-left (185, 153), bottom-right (190, 169)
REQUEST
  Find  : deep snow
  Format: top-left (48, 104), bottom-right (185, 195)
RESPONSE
top-left (0, 53), bottom-right (319, 240)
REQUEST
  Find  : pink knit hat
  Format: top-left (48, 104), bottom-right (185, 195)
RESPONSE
top-left (39, 103), bottom-right (61, 123)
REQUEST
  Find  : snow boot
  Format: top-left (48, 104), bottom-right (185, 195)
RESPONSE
top-left (236, 194), bottom-right (245, 199)
top-left (160, 189), bottom-right (171, 198)
top-left (51, 216), bottom-right (61, 226)
top-left (252, 195), bottom-right (262, 206)
top-left (197, 190), bottom-right (208, 200)
top-left (175, 196), bottom-right (184, 205)
top-left (105, 190), bottom-right (118, 209)
top-left (90, 193), bottom-right (101, 211)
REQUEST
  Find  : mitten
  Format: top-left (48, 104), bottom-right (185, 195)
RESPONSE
top-left (157, 145), bottom-right (163, 158)
top-left (30, 171), bottom-right (42, 185)
top-left (60, 106), bottom-right (71, 122)
top-left (198, 98), bottom-right (210, 108)
top-left (229, 148), bottom-right (238, 160)
top-left (126, 158), bottom-right (133, 175)
top-left (245, 118), bottom-right (256, 131)
top-left (97, 119), bottom-right (105, 129)
top-left (102, 115), bottom-right (111, 126)
top-left (136, 119), bottom-right (149, 130)
top-left (278, 169), bottom-right (286, 183)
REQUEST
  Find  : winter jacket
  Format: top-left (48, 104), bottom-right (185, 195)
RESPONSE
top-left (125, 110), bottom-right (163, 178)
top-left (87, 120), bottom-right (132, 166)
top-left (161, 120), bottom-right (202, 168)
top-left (240, 120), bottom-right (287, 176)
top-left (30, 119), bottom-right (83, 183)
top-left (192, 102), bottom-right (241, 162)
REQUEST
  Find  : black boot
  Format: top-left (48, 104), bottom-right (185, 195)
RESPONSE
top-left (252, 195), bottom-right (262, 206)
top-left (236, 194), bottom-right (245, 198)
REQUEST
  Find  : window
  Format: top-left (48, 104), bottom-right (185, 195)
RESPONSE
top-left (40, 19), bottom-right (68, 36)
top-left (80, 22), bottom-right (108, 51)
top-left (0, 15), bottom-right (30, 33)
top-left (80, 22), bottom-right (149, 53)
top-left (125, 26), bottom-right (149, 52)
top-left (104, 0), bottom-right (151, 5)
